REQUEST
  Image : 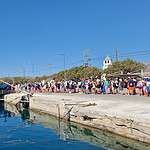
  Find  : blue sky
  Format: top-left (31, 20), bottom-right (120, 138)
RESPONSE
top-left (0, 0), bottom-right (150, 76)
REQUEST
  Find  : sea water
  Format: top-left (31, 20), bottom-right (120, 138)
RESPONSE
top-left (0, 102), bottom-right (150, 150)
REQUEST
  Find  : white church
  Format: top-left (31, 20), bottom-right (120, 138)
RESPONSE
top-left (103, 56), bottom-right (112, 70)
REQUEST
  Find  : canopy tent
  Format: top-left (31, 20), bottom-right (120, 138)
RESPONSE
top-left (0, 83), bottom-right (11, 90)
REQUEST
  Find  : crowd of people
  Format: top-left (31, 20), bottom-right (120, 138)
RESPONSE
top-left (14, 76), bottom-right (150, 97)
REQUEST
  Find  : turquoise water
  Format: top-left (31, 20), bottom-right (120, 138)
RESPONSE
top-left (1, 102), bottom-right (150, 150)
top-left (0, 102), bottom-right (103, 150)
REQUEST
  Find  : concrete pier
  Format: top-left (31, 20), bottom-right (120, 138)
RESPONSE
top-left (4, 93), bottom-right (150, 144)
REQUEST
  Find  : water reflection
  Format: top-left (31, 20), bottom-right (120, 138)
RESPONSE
top-left (15, 104), bottom-right (30, 121)
top-left (0, 102), bottom-right (15, 122)
top-left (2, 102), bottom-right (150, 150)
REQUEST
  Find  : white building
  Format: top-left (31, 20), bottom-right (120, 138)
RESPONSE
top-left (103, 56), bottom-right (112, 70)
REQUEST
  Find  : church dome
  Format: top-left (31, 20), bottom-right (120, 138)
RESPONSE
top-left (104, 56), bottom-right (111, 61)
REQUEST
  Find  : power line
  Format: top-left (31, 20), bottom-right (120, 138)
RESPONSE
top-left (38, 49), bottom-right (150, 75)
top-left (120, 49), bottom-right (150, 55)
top-left (119, 51), bottom-right (150, 58)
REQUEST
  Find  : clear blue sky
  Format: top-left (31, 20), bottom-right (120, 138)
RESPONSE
top-left (0, 0), bottom-right (150, 77)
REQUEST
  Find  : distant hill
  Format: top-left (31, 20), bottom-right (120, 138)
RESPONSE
top-left (0, 66), bottom-right (102, 84)
top-left (51, 66), bottom-right (102, 81)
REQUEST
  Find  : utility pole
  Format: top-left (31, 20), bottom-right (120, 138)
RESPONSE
top-left (83, 49), bottom-right (91, 67)
top-left (63, 54), bottom-right (66, 71)
top-left (22, 67), bottom-right (26, 78)
top-left (115, 48), bottom-right (119, 61)
top-left (32, 64), bottom-right (35, 77)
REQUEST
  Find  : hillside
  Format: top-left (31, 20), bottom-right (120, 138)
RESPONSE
top-left (51, 66), bottom-right (102, 80)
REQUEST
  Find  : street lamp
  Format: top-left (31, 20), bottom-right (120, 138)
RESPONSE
top-left (57, 53), bottom-right (66, 71)
top-left (57, 53), bottom-right (66, 80)
top-left (48, 64), bottom-right (53, 76)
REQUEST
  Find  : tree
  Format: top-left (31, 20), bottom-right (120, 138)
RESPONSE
top-left (51, 66), bottom-right (102, 80)
top-left (104, 59), bottom-right (145, 75)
